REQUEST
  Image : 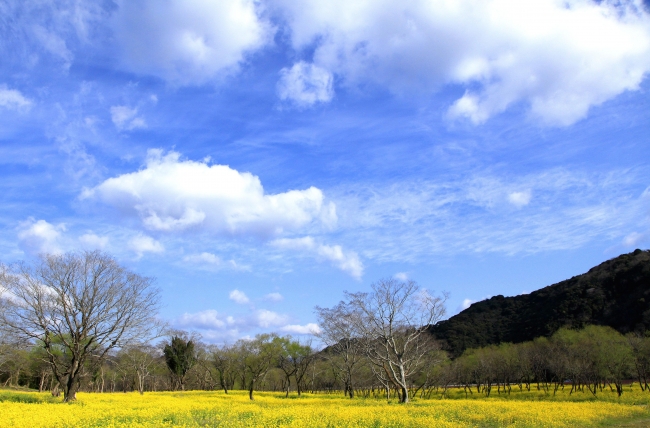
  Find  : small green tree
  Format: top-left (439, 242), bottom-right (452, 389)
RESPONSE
top-left (276, 336), bottom-right (315, 397)
top-left (163, 336), bottom-right (197, 391)
top-left (237, 333), bottom-right (281, 400)
top-left (212, 344), bottom-right (238, 394)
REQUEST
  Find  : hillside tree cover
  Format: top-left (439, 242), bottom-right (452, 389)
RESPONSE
top-left (431, 249), bottom-right (650, 356)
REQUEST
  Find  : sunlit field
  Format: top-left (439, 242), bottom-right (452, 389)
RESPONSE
top-left (2, 387), bottom-right (650, 427)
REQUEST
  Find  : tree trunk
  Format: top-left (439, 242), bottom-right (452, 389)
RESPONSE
top-left (138, 374), bottom-right (145, 395)
top-left (398, 365), bottom-right (409, 403)
top-left (400, 386), bottom-right (409, 403)
top-left (38, 371), bottom-right (47, 393)
top-left (249, 382), bottom-right (255, 400)
top-left (64, 376), bottom-right (79, 402)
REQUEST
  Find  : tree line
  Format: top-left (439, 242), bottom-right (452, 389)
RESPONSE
top-left (2, 251), bottom-right (650, 403)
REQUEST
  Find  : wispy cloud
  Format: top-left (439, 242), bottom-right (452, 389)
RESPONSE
top-left (182, 252), bottom-right (249, 271)
top-left (0, 86), bottom-right (32, 111)
top-left (110, 105), bottom-right (146, 131)
top-left (331, 168), bottom-right (650, 261)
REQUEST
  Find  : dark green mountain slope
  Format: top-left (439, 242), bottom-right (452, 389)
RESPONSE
top-left (430, 249), bottom-right (650, 357)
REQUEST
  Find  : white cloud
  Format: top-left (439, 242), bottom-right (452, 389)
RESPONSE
top-left (32, 25), bottom-right (73, 69)
top-left (271, 236), bottom-right (363, 279)
top-left (82, 149), bottom-right (335, 238)
top-left (331, 168), bottom-right (649, 261)
top-left (112, 0), bottom-right (272, 85)
top-left (0, 85), bottom-right (31, 111)
top-left (79, 233), bottom-right (109, 249)
top-left (277, 61), bottom-right (334, 107)
top-left (128, 233), bottom-right (164, 257)
top-left (229, 289), bottom-right (250, 304)
top-left (184, 252), bottom-right (223, 266)
top-left (110, 105), bottom-right (146, 131)
top-left (275, 0), bottom-right (650, 125)
top-left (508, 190), bottom-right (532, 208)
top-left (183, 252), bottom-right (250, 271)
top-left (17, 219), bottom-right (65, 255)
top-left (177, 309), bottom-right (227, 329)
top-left (255, 309), bottom-right (289, 328)
top-left (281, 323), bottom-right (321, 335)
top-left (623, 231), bottom-right (646, 247)
top-left (264, 292), bottom-right (284, 302)
top-left (174, 307), bottom-right (296, 341)
top-left (461, 298), bottom-right (474, 311)
top-left (393, 272), bottom-right (409, 281)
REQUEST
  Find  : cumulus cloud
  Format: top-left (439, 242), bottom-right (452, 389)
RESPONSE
top-left (82, 149), bottom-right (335, 238)
top-left (264, 292), bottom-right (284, 302)
top-left (78, 232), bottom-right (109, 249)
top-left (281, 323), bottom-right (321, 335)
top-left (277, 61), bottom-right (334, 107)
top-left (128, 233), bottom-right (164, 257)
top-left (112, 0), bottom-right (271, 85)
top-left (17, 219), bottom-right (65, 255)
top-left (271, 236), bottom-right (363, 279)
top-left (0, 85), bottom-right (32, 111)
top-left (255, 309), bottom-right (289, 328)
top-left (229, 289), bottom-right (250, 304)
top-left (110, 105), bottom-right (146, 131)
top-left (177, 309), bottom-right (230, 330)
top-left (275, 0), bottom-right (650, 125)
top-left (175, 307), bottom-right (310, 341)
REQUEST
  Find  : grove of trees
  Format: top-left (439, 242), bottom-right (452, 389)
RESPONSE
top-left (2, 251), bottom-right (650, 403)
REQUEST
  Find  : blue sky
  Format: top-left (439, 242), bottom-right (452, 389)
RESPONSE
top-left (1, 0), bottom-right (650, 342)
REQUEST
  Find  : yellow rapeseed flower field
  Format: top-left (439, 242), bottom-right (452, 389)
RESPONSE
top-left (1, 388), bottom-right (649, 427)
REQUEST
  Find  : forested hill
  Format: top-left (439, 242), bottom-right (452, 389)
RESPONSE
top-left (430, 249), bottom-right (650, 357)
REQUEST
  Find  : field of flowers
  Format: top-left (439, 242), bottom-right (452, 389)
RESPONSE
top-left (1, 388), bottom-right (649, 427)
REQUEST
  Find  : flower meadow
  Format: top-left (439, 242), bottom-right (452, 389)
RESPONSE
top-left (1, 388), bottom-right (649, 427)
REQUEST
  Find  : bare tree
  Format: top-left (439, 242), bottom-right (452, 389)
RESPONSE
top-left (118, 344), bottom-right (160, 394)
top-left (346, 278), bottom-right (447, 403)
top-left (315, 301), bottom-right (366, 398)
top-left (0, 251), bottom-right (162, 401)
